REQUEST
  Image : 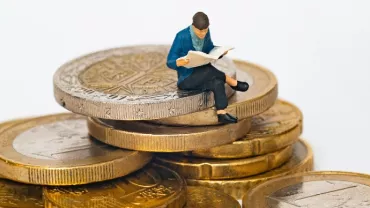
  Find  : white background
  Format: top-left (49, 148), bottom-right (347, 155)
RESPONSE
top-left (1, 0), bottom-right (370, 203)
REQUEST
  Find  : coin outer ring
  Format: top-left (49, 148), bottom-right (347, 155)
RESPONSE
top-left (150, 59), bottom-right (278, 126)
top-left (185, 139), bottom-right (314, 199)
top-left (43, 163), bottom-right (187, 208)
top-left (87, 117), bottom-right (252, 152)
top-left (242, 171), bottom-right (370, 208)
top-left (154, 145), bottom-right (293, 180)
top-left (185, 99), bottom-right (303, 159)
top-left (53, 44), bottom-right (236, 121)
top-left (0, 113), bottom-right (153, 186)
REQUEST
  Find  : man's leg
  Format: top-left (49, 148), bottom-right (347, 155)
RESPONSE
top-left (207, 64), bottom-right (249, 92)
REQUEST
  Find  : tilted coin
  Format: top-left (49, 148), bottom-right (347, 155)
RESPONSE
top-left (53, 44), bottom-right (236, 120)
top-left (242, 171), bottom-right (370, 208)
top-left (186, 139), bottom-right (313, 199)
top-left (43, 164), bottom-right (186, 208)
top-left (87, 117), bottom-right (252, 152)
top-left (183, 99), bottom-right (302, 159)
top-left (0, 178), bottom-right (43, 207)
top-left (185, 186), bottom-right (240, 208)
top-left (151, 59), bottom-right (278, 126)
top-left (0, 113), bottom-right (152, 185)
top-left (155, 145), bottom-right (293, 180)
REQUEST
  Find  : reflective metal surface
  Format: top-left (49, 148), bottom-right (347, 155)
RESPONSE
top-left (155, 145), bottom-right (293, 180)
top-left (43, 164), bottom-right (186, 208)
top-left (0, 178), bottom-right (43, 207)
top-left (243, 171), bottom-right (370, 208)
top-left (0, 113), bottom-right (152, 185)
top-left (184, 99), bottom-right (302, 159)
top-left (186, 139), bottom-right (313, 199)
top-left (54, 45), bottom-right (236, 120)
top-left (185, 186), bottom-right (240, 208)
top-left (152, 59), bottom-right (278, 126)
top-left (88, 117), bottom-right (252, 152)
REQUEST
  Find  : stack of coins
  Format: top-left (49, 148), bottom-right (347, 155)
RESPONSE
top-left (0, 44), bottom-right (313, 207)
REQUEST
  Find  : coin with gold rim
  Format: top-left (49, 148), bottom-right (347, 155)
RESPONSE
top-left (0, 113), bottom-right (152, 185)
top-left (150, 59), bottom-right (278, 126)
top-left (242, 171), bottom-right (370, 208)
top-left (53, 45), bottom-right (236, 120)
top-left (186, 139), bottom-right (313, 199)
top-left (185, 186), bottom-right (240, 208)
top-left (87, 117), bottom-right (252, 152)
top-left (43, 164), bottom-right (186, 208)
top-left (0, 178), bottom-right (43, 207)
top-left (155, 145), bottom-right (293, 180)
top-left (183, 99), bottom-right (302, 159)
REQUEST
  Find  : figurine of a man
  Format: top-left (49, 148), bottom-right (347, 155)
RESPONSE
top-left (167, 11), bottom-right (249, 124)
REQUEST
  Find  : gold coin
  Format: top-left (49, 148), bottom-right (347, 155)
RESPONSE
top-left (54, 45), bottom-right (236, 120)
top-left (154, 145), bottom-right (293, 180)
top-left (88, 117), bottom-right (252, 152)
top-left (0, 178), bottom-right (43, 207)
top-left (43, 163), bottom-right (186, 208)
top-left (186, 139), bottom-right (313, 199)
top-left (0, 113), bottom-right (152, 185)
top-left (242, 171), bottom-right (370, 208)
top-left (183, 99), bottom-right (302, 159)
top-left (185, 186), bottom-right (241, 208)
top-left (151, 59), bottom-right (278, 126)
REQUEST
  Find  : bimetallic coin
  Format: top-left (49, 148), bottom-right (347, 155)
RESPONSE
top-left (151, 59), bottom-right (278, 126)
top-left (43, 164), bottom-right (186, 208)
top-left (185, 186), bottom-right (240, 208)
top-left (0, 113), bottom-right (152, 185)
top-left (186, 139), bottom-right (313, 199)
top-left (0, 178), bottom-right (43, 207)
top-left (88, 117), bottom-right (252, 152)
top-left (155, 145), bottom-right (293, 180)
top-left (53, 45), bottom-right (236, 120)
top-left (242, 171), bottom-right (370, 208)
top-left (184, 99), bottom-right (302, 159)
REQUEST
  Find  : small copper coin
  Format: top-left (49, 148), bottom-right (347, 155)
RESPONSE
top-left (185, 186), bottom-right (240, 208)
top-left (243, 171), bottom-right (370, 208)
top-left (186, 139), bottom-right (313, 199)
top-left (0, 113), bottom-right (152, 185)
top-left (53, 45), bottom-right (236, 120)
top-left (88, 117), bottom-right (252, 152)
top-left (43, 164), bottom-right (187, 208)
top-left (151, 59), bottom-right (278, 126)
top-left (155, 145), bottom-right (293, 180)
top-left (183, 99), bottom-right (302, 159)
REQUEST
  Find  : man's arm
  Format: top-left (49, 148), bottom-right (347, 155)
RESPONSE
top-left (166, 33), bottom-right (182, 70)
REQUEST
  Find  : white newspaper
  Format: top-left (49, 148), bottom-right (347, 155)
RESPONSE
top-left (177, 46), bottom-right (234, 68)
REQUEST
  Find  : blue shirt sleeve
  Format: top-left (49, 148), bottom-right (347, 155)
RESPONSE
top-left (167, 33), bottom-right (182, 70)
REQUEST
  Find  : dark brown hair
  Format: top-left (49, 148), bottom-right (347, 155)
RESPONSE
top-left (192, 12), bottom-right (209, 30)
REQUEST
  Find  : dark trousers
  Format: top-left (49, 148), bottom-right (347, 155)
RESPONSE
top-left (178, 63), bottom-right (228, 110)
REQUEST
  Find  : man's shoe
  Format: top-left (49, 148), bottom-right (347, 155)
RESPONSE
top-left (217, 113), bottom-right (238, 124)
top-left (230, 81), bottom-right (249, 92)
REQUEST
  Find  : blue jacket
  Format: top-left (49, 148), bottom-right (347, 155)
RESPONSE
top-left (166, 26), bottom-right (216, 85)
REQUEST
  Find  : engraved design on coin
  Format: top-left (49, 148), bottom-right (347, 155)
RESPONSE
top-left (12, 119), bottom-right (112, 160)
top-left (248, 101), bottom-right (301, 137)
top-left (56, 45), bottom-right (235, 103)
top-left (266, 181), bottom-right (370, 208)
top-left (0, 180), bottom-right (43, 207)
top-left (45, 165), bottom-right (182, 207)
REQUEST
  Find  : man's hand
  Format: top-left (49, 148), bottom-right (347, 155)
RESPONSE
top-left (176, 58), bottom-right (190, 67)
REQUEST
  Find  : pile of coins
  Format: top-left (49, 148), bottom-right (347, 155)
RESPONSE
top-left (2, 44), bottom-right (359, 207)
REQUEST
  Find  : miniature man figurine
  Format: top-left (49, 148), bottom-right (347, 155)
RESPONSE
top-left (167, 11), bottom-right (249, 124)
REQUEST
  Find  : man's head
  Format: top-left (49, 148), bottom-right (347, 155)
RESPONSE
top-left (192, 12), bottom-right (209, 39)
